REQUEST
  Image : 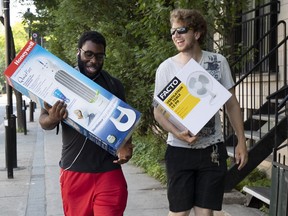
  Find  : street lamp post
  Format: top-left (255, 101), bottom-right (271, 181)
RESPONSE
top-left (1, 0), bottom-right (17, 179)
top-left (26, 8), bottom-right (32, 39)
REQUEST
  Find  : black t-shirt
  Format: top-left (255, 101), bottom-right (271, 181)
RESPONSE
top-left (59, 70), bottom-right (126, 173)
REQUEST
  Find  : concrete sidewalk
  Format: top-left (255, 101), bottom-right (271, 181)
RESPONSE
top-left (0, 95), bottom-right (266, 216)
top-left (0, 106), bottom-right (169, 216)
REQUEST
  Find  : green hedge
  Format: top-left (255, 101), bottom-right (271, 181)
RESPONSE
top-left (131, 132), bottom-right (167, 184)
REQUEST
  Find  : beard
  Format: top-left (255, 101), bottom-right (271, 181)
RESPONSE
top-left (173, 37), bottom-right (197, 53)
top-left (77, 55), bottom-right (103, 79)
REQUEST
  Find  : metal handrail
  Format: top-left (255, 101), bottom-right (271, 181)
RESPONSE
top-left (230, 20), bottom-right (286, 69)
top-left (234, 35), bottom-right (288, 87)
top-left (240, 1), bottom-right (280, 17)
top-left (239, 1), bottom-right (280, 25)
top-left (223, 9), bottom-right (287, 152)
top-left (267, 85), bottom-right (288, 99)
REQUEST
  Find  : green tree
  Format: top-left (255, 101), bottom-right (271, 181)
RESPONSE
top-left (1, 19), bottom-right (31, 131)
top-left (0, 17), bottom-right (6, 89)
top-left (12, 22), bottom-right (31, 131)
top-left (25, 0), bottom-right (250, 136)
top-left (15, 0), bottom-right (253, 182)
top-left (0, 30), bottom-right (5, 88)
top-left (0, 23), bottom-right (27, 85)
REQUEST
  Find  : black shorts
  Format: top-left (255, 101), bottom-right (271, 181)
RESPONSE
top-left (165, 142), bottom-right (228, 212)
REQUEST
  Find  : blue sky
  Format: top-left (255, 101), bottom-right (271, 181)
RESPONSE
top-left (0, 1), bottom-right (36, 35)
top-left (1, 0), bottom-right (36, 28)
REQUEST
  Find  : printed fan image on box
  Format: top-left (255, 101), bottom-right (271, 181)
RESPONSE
top-left (153, 58), bottom-right (231, 135)
top-left (4, 40), bottom-right (141, 155)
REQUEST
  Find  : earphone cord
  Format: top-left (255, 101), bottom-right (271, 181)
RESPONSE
top-left (59, 137), bottom-right (88, 180)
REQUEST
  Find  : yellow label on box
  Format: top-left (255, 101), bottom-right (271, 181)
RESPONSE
top-left (164, 83), bottom-right (200, 119)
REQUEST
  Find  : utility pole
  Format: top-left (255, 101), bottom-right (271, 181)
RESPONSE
top-left (1, 0), bottom-right (17, 179)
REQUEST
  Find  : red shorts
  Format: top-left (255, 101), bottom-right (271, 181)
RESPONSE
top-left (60, 169), bottom-right (128, 216)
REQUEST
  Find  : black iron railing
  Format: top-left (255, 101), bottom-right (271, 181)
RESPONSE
top-left (223, 5), bottom-right (287, 149)
top-left (223, 0), bottom-right (288, 192)
top-left (267, 85), bottom-right (288, 215)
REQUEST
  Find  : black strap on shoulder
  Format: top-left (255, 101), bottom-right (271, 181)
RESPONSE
top-left (56, 123), bottom-right (60, 135)
top-left (101, 70), bottom-right (117, 95)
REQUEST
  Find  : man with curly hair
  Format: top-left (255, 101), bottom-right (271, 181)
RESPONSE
top-left (154, 9), bottom-right (248, 216)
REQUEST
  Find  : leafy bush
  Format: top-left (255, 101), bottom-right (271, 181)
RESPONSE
top-left (131, 131), bottom-right (167, 184)
top-left (236, 168), bottom-right (271, 191)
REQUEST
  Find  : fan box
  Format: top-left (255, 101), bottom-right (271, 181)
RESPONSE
top-left (4, 40), bottom-right (141, 155)
top-left (153, 58), bottom-right (232, 136)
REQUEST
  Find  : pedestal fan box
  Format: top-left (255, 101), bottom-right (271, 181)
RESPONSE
top-left (4, 40), bottom-right (141, 155)
top-left (153, 58), bottom-right (232, 136)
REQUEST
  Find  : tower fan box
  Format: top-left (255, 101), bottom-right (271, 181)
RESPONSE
top-left (153, 58), bottom-right (232, 136)
top-left (4, 40), bottom-right (141, 155)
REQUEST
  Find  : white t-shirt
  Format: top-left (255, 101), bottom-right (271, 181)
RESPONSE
top-left (154, 50), bottom-right (235, 149)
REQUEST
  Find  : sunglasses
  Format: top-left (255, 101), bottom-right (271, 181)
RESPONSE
top-left (80, 48), bottom-right (106, 61)
top-left (170, 27), bottom-right (193, 36)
